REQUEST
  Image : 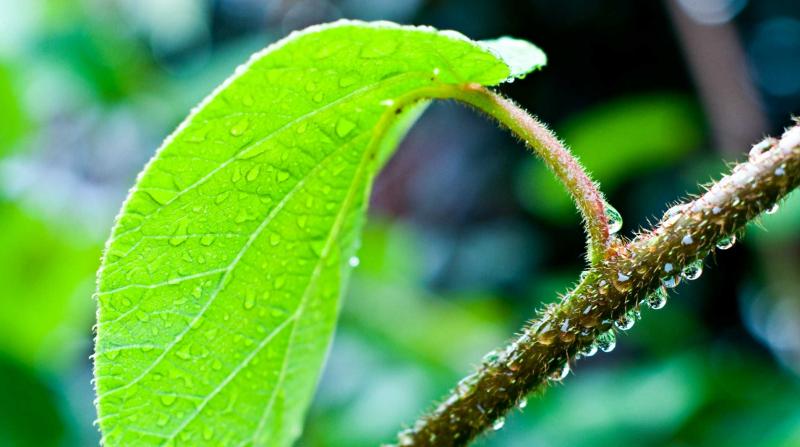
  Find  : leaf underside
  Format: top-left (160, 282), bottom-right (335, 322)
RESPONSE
top-left (93, 20), bottom-right (544, 447)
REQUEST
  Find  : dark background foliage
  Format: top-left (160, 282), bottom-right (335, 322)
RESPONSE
top-left (0, 0), bottom-right (799, 446)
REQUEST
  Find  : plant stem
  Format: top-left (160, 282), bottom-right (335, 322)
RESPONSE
top-left (394, 83), bottom-right (611, 264)
top-left (391, 122), bottom-right (800, 447)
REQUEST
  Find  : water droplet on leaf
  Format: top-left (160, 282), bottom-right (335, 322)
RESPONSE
top-left (229, 118), bottom-right (249, 136)
top-left (335, 118), bottom-right (357, 138)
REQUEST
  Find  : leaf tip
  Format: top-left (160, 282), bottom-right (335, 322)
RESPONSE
top-left (479, 37), bottom-right (547, 82)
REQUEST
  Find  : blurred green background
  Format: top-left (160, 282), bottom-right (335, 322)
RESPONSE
top-left (1, 0), bottom-right (799, 446)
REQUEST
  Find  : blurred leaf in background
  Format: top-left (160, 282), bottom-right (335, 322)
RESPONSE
top-left (517, 93), bottom-right (703, 220)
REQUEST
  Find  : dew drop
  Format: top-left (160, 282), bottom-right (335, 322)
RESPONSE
top-left (296, 215), bottom-right (308, 229)
top-left (596, 331), bottom-right (616, 353)
top-left (335, 118), bottom-right (357, 138)
top-left (749, 138), bottom-right (773, 161)
top-left (681, 259), bottom-right (703, 280)
top-left (348, 256), bottom-right (360, 267)
top-left (775, 165), bottom-right (786, 176)
top-left (277, 171), bottom-right (290, 182)
top-left (614, 310), bottom-right (637, 331)
top-left (243, 292), bottom-right (256, 310)
top-left (360, 39), bottom-right (398, 58)
top-left (212, 359), bottom-right (222, 371)
top-left (229, 118), bottom-right (249, 136)
top-left (518, 397), bottom-right (528, 409)
top-left (169, 221), bottom-right (190, 246)
top-left (664, 263), bottom-right (674, 274)
top-left (397, 429), bottom-right (414, 446)
top-left (716, 234), bottom-right (736, 250)
top-left (203, 427), bottom-right (214, 441)
top-left (548, 362), bottom-right (570, 381)
top-left (156, 414), bottom-right (170, 427)
top-left (492, 417), bottom-right (506, 431)
top-left (662, 275), bottom-right (681, 289)
top-left (312, 92), bottom-right (324, 103)
top-left (270, 233), bottom-right (281, 246)
top-left (604, 203), bottom-right (623, 234)
top-left (579, 343), bottom-right (598, 358)
top-left (246, 166), bottom-right (260, 181)
top-left (482, 350), bottom-right (500, 364)
top-left (242, 95), bottom-right (254, 107)
top-left (380, 99), bottom-right (395, 107)
top-left (200, 235), bottom-right (216, 246)
top-left (646, 286), bottom-right (668, 310)
top-left (681, 234), bottom-right (694, 246)
top-left (160, 395), bottom-right (177, 406)
top-left (176, 348), bottom-right (191, 360)
top-left (766, 203), bottom-right (779, 215)
top-left (214, 191), bottom-right (230, 204)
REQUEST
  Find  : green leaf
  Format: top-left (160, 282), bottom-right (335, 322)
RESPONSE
top-left (94, 20), bottom-right (544, 446)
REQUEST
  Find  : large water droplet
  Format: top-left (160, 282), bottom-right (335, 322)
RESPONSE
top-left (716, 235), bottom-right (736, 250)
top-left (662, 275), bottom-right (681, 289)
top-left (596, 331), bottom-right (616, 353)
top-left (348, 256), bottom-right (360, 267)
top-left (614, 310), bottom-right (637, 331)
top-left (605, 203), bottom-right (623, 234)
top-left (681, 259), bottom-right (703, 280)
top-left (646, 286), bottom-right (668, 310)
top-left (492, 417), bottom-right (506, 431)
top-left (579, 343), bottom-right (598, 358)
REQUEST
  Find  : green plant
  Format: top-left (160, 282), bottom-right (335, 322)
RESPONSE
top-left (92, 20), bottom-right (800, 447)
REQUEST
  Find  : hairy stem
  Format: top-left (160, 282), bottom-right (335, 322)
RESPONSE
top-left (391, 83), bottom-right (611, 264)
top-left (392, 122), bottom-right (800, 447)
